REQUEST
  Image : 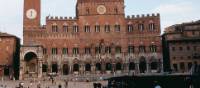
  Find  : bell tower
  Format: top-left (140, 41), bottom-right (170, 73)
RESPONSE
top-left (23, 0), bottom-right (41, 28)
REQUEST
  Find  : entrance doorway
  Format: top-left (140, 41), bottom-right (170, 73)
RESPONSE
top-left (63, 64), bottom-right (69, 75)
top-left (139, 56), bottom-right (147, 73)
top-left (52, 64), bottom-right (58, 73)
top-left (24, 52), bottom-right (38, 74)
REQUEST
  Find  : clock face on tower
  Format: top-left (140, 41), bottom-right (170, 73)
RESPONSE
top-left (26, 9), bottom-right (37, 19)
top-left (97, 5), bottom-right (106, 15)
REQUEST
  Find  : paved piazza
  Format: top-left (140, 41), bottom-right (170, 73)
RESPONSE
top-left (0, 80), bottom-right (107, 88)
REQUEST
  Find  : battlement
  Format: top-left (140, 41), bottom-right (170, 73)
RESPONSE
top-left (126, 13), bottom-right (160, 19)
top-left (46, 16), bottom-right (77, 21)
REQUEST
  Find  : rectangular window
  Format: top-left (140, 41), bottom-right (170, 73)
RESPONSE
top-left (62, 48), bottom-right (68, 55)
top-left (115, 25), bottom-right (120, 32)
top-left (95, 25), bottom-right (100, 32)
top-left (84, 25), bottom-right (90, 32)
top-left (85, 48), bottom-right (91, 54)
top-left (73, 25), bottom-right (79, 33)
top-left (105, 25), bottom-right (110, 32)
top-left (128, 46), bottom-right (134, 53)
top-left (51, 48), bottom-right (58, 55)
top-left (73, 48), bottom-right (79, 55)
top-left (105, 46), bottom-right (111, 54)
top-left (127, 25), bottom-right (133, 32)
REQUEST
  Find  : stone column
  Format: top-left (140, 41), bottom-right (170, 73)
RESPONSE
top-left (136, 63), bottom-right (140, 74)
top-left (101, 63), bottom-right (105, 74)
top-left (146, 63), bottom-right (150, 73)
top-left (19, 61), bottom-right (24, 80)
top-left (38, 60), bottom-right (43, 78)
top-left (91, 63), bottom-right (95, 74)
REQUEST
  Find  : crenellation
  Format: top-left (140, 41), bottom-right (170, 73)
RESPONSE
top-left (126, 13), bottom-right (160, 20)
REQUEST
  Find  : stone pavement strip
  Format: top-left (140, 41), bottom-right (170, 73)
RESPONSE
top-left (0, 80), bottom-right (108, 88)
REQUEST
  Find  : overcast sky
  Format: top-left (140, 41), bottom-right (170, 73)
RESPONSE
top-left (0, 0), bottom-right (200, 41)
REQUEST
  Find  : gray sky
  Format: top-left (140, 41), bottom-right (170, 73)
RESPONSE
top-left (0, 0), bottom-right (200, 41)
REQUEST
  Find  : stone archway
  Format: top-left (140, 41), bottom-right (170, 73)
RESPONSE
top-left (139, 56), bottom-right (147, 73)
top-left (106, 63), bottom-right (112, 71)
top-left (24, 52), bottom-right (38, 74)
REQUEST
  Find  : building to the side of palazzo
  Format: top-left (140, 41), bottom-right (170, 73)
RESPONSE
top-left (0, 32), bottom-right (20, 79)
top-left (20, 0), bottom-right (163, 80)
top-left (162, 20), bottom-right (200, 73)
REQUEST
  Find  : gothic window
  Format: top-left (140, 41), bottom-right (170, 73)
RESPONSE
top-left (127, 25), bottom-right (133, 32)
top-left (149, 23), bottom-right (155, 31)
top-left (139, 46), bottom-right (146, 53)
top-left (138, 24), bottom-right (144, 32)
top-left (52, 25), bottom-right (58, 32)
top-left (73, 48), bottom-right (79, 55)
top-left (105, 46), bottom-right (111, 54)
top-left (95, 25), bottom-right (100, 32)
top-left (63, 25), bottom-right (68, 32)
top-left (73, 25), bottom-right (79, 33)
top-left (115, 25), bottom-right (120, 32)
top-left (95, 46), bottom-right (101, 54)
top-left (84, 25), bottom-right (90, 32)
top-left (51, 48), bottom-right (58, 55)
top-left (115, 46), bottom-right (122, 53)
top-left (105, 25), bottom-right (110, 32)
top-left (114, 8), bottom-right (118, 14)
top-left (128, 46), bottom-right (134, 54)
top-left (85, 47), bottom-right (91, 54)
top-left (86, 8), bottom-right (90, 15)
top-left (149, 45), bottom-right (157, 52)
top-left (62, 48), bottom-right (68, 55)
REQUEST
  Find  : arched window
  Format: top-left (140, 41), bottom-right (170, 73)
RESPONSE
top-left (138, 24), bottom-right (144, 32)
top-left (84, 25), bottom-right (90, 32)
top-left (149, 45), bottom-right (157, 52)
top-left (129, 62), bottom-right (135, 70)
top-left (85, 64), bottom-right (91, 71)
top-left (149, 23), bottom-right (155, 31)
top-left (105, 25), bottom-right (110, 32)
top-left (63, 25), bottom-right (68, 32)
top-left (106, 63), bottom-right (112, 71)
top-left (127, 25), bottom-right (133, 32)
top-left (116, 63), bottom-right (122, 70)
top-left (73, 64), bottom-right (79, 71)
top-left (115, 25), bottom-right (120, 32)
top-left (139, 46), bottom-right (146, 53)
top-left (96, 63), bottom-right (101, 71)
top-left (52, 24), bottom-right (58, 32)
top-left (115, 46), bottom-right (121, 53)
top-left (139, 56), bottom-right (147, 73)
top-left (73, 25), bottom-right (79, 33)
top-left (114, 7), bottom-right (118, 14)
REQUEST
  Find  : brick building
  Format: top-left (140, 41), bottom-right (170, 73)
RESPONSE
top-left (20, 0), bottom-right (163, 80)
top-left (162, 20), bottom-right (200, 73)
top-left (0, 32), bottom-right (20, 79)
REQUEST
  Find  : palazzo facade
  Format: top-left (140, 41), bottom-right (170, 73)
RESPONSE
top-left (20, 0), bottom-right (163, 80)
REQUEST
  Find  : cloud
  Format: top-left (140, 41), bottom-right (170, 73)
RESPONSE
top-left (152, 2), bottom-right (195, 15)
